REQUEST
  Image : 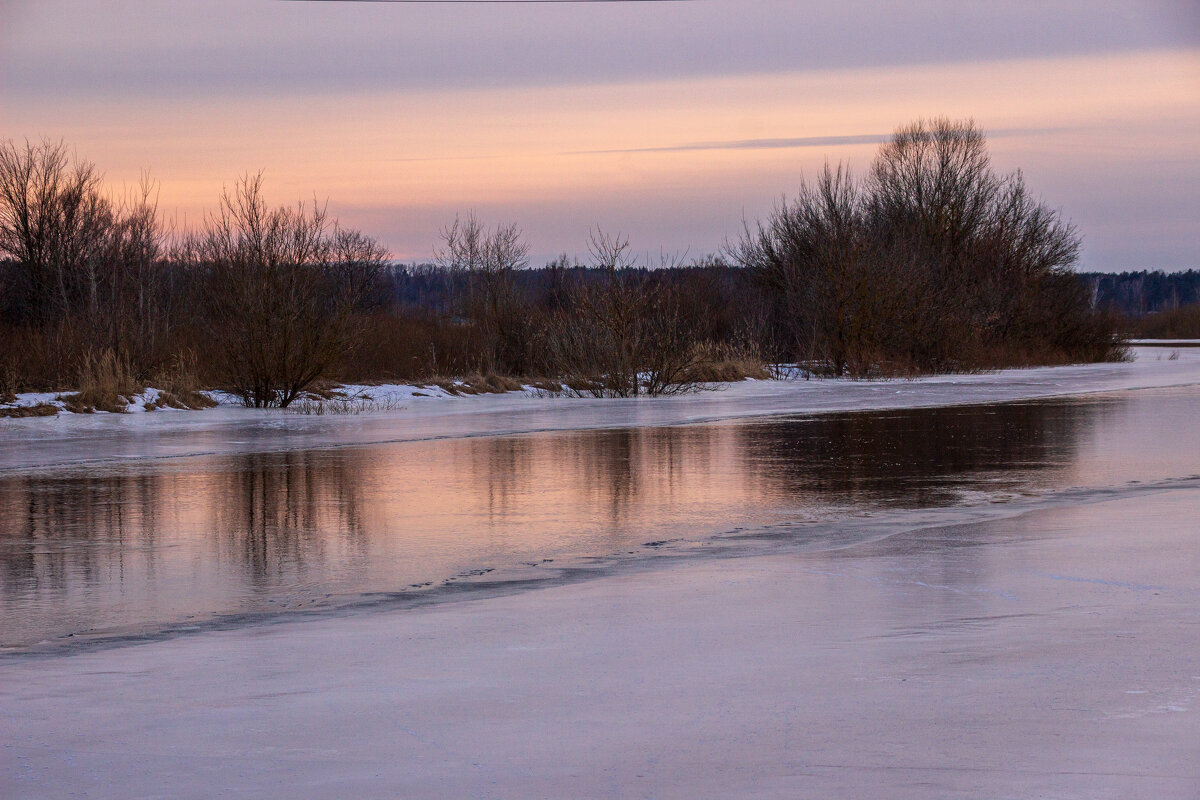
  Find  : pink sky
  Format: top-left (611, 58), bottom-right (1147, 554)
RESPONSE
top-left (2, 0), bottom-right (1197, 269)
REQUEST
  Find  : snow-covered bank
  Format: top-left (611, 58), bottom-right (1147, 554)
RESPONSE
top-left (4, 486), bottom-right (1198, 799)
top-left (2, 347), bottom-right (1199, 473)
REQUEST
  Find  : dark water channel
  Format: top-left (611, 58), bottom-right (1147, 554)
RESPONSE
top-left (3, 387), bottom-right (1199, 650)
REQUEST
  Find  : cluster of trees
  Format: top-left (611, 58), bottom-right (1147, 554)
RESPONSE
top-left (427, 220), bottom-right (763, 397)
top-left (1, 120), bottom-right (1124, 409)
top-left (0, 141), bottom-right (170, 370)
top-left (0, 140), bottom-right (388, 407)
top-left (733, 119), bottom-right (1120, 374)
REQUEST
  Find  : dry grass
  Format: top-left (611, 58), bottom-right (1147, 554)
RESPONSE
top-left (685, 360), bottom-right (772, 383)
top-left (61, 349), bottom-right (143, 413)
top-left (300, 382), bottom-right (347, 401)
top-left (0, 402), bottom-right (59, 418)
top-left (683, 342), bottom-right (771, 384)
top-left (473, 373), bottom-right (525, 393)
top-left (150, 351), bottom-right (216, 410)
top-left (428, 373), bottom-right (524, 395)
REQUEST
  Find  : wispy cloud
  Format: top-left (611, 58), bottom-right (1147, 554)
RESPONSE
top-left (573, 127), bottom-right (1063, 156)
top-left (574, 133), bottom-right (891, 156)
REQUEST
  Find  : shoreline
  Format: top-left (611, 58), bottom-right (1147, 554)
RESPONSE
top-left (2, 346), bottom-right (1200, 475)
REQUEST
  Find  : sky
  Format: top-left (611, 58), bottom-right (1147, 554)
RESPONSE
top-left (2, 0), bottom-right (1198, 270)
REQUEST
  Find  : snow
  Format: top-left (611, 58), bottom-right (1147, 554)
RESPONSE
top-left (2, 346), bottom-right (1200, 474)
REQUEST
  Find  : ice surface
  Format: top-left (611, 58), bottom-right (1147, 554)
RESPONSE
top-left (3, 487), bottom-right (1198, 798)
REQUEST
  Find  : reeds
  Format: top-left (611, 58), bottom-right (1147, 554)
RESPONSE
top-left (60, 349), bottom-right (142, 413)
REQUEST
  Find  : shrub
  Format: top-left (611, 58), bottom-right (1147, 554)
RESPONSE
top-left (0, 361), bottom-right (16, 404)
top-left (183, 174), bottom-right (386, 408)
top-left (541, 232), bottom-right (711, 397)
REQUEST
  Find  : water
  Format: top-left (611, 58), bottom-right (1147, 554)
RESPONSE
top-left (3, 386), bottom-right (1200, 650)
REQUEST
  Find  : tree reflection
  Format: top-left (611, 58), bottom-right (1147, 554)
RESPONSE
top-left (738, 399), bottom-right (1091, 507)
top-left (214, 450), bottom-right (367, 588)
top-left (0, 395), bottom-right (1116, 648)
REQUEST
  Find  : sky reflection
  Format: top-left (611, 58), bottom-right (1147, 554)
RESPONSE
top-left (6, 390), bottom-right (1200, 650)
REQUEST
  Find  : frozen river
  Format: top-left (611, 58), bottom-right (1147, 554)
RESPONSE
top-left (4, 385), bottom-right (1200, 652)
top-left (2, 353), bottom-right (1200, 797)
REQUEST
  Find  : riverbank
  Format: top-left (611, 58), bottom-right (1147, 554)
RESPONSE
top-left (2, 346), bottom-right (1199, 474)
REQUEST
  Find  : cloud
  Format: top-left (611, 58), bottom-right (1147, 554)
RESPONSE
top-left (578, 134), bottom-right (891, 155)
top-left (574, 127), bottom-right (1065, 156)
top-left (2, 1), bottom-right (1196, 99)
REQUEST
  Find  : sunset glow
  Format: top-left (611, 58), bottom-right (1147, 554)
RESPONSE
top-left (3, 1), bottom-right (1197, 267)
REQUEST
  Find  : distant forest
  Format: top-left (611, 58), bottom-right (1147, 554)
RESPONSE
top-left (389, 265), bottom-right (1200, 318)
top-left (380, 265), bottom-right (1200, 340)
top-left (1079, 271), bottom-right (1200, 317)
top-left (1076, 271), bottom-right (1200, 339)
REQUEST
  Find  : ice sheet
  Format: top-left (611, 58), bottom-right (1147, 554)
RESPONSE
top-left (3, 487), bottom-right (1198, 798)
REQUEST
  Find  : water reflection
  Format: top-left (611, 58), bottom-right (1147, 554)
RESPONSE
top-left (205, 452), bottom-right (361, 594)
top-left (2, 389), bottom-right (1198, 648)
top-left (742, 401), bottom-right (1091, 507)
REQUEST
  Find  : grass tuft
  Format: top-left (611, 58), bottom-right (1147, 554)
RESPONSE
top-left (151, 351), bottom-right (216, 410)
top-left (62, 349), bottom-right (142, 413)
top-left (0, 402), bottom-right (59, 418)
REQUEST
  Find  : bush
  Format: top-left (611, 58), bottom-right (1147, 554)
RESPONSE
top-left (540, 232), bottom-right (713, 397)
top-left (0, 361), bottom-right (16, 404)
top-left (183, 174), bottom-right (386, 407)
top-left (339, 310), bottom-right (486, 383)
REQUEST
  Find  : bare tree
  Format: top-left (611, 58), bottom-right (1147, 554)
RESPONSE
top-left (0, 138), bottom-right (106, 324)
top-left (436, 211), bottom-right (531, 373)
top-left (185, 173), bottom-right (385, 407)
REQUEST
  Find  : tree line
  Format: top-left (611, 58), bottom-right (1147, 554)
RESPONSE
top-left (1079, 270), bottom-right (1200, 339)
top-left (0, 119), bottom-right (1124, 409)
top-left (1082, 270), bottom-right (1200, 317)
